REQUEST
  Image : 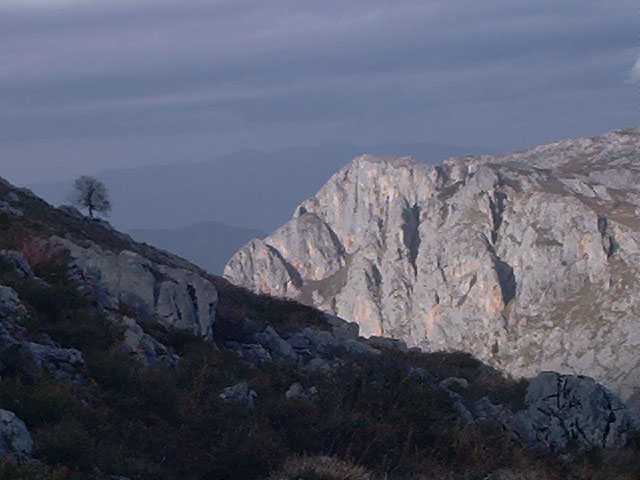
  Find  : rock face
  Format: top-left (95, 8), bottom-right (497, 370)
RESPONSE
top-left (47, 237), bottom-right (218, 340)
top-left (225, 128), bottom-right (640, 402)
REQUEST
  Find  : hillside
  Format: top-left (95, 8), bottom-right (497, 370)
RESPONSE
top-left (130, 221), bottom-right (265, 274)
top-left (0, 174), bottom-right (638, 479)
top-left (225, 128), bottom-right (640, 407)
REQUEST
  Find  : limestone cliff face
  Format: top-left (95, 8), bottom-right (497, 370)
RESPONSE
top-left (225, 128), bottom-right (640, 401)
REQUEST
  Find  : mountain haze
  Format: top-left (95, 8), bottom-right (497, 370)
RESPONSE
top-left (130, 221), bottom-right (264, 274)
top-left (30, 143), bottom-right (489, 232)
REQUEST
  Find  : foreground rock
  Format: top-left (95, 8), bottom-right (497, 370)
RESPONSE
top-left (518, 372), bottom-right (637, 451)
top-left (225, 128), bottom-right (640, 402)
top-left (456, 372), bottom-right (639, 452)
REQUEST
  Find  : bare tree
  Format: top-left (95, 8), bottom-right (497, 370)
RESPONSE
top-left (71, 176), bottom-right (112, 218)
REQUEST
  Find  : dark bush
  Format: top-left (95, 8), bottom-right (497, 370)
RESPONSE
top-left (36, 418), bottom-right (96, 470)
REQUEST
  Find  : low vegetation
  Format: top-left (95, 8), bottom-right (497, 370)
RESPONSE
top-left (0, 259), bottom-right (637, 480)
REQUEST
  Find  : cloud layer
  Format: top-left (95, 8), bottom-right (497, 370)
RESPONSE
top-left (0, 0), bottom-right (638, 183)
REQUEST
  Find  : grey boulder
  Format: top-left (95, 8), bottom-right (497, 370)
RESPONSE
top-left (254, 326), bottom-right (298, 361)
top-left (0, 410), bottom-right (33, 457)
top-left (517, 372), bottom-right (638, 451)
top-left (0, 251), bottom-right (34, 279)
top-left (219, 382), bottom-right (258, 410)
top-left (120, 316), bottom-right (179, 367)
top-left (285, 382), bottom-right (318, 402)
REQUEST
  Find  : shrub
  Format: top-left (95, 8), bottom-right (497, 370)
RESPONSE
top-left (0, 376), bottom-right (82, 428)
top-left (36, 417), bottom-right (96, 470)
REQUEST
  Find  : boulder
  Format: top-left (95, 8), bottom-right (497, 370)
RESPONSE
top-left (464, 372), bottom-right (638, 452)
top-left (0, 201), bottom-right (23, 217)
top-left (285, 382), bottom-right (318, 402)
top-left (226, 342), bottom-right (272, 364)
top-left (254, 326), bottom-right (297, 361)
top-left (219, 382), bottom-right (257, 410)
top-left (0, 410), bottom-right (33, 457)
top-left (516, 372), bottom-right (638, 451)
top-left (120, 316), bottom-right (179, 367)
top-left (0, 251), bottom-right (34, 279)
top-left (0, 287), bottom-right (25, 319)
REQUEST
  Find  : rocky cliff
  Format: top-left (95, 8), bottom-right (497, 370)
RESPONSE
top-left (225, 128), bottom-right (640, 404)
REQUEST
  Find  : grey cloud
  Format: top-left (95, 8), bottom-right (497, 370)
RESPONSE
top-left (0, 0), bottom-right (638, 185)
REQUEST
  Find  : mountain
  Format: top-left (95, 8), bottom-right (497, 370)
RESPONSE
top-left (129, 221), bottom-right (265, 274)
top-left (1, 171), bottom-right (638, 478)
top-left (225, 128), bottom-right (640, 406)
top-left (29, 142), bottom-right (489, 232)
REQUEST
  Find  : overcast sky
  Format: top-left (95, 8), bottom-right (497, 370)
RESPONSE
top-left (1, 0), bottom-right (639, 185)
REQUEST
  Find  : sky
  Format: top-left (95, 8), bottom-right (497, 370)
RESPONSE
top-left (1, 0), bottom-right (639, 185)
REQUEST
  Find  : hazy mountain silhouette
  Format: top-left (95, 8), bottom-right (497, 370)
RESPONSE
top-left (31, 142), bottom-right (490, 233)
top-left (130, 221), bottom-right (264, 274)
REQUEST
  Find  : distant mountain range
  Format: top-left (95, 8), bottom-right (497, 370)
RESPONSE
top-left (130, 221), bottom-right (264, 274)
top-left (30, 142), bottom-right (490, 233)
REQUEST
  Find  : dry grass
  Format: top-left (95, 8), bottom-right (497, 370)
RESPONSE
top-left (269, 456), bottom-right (372, 480)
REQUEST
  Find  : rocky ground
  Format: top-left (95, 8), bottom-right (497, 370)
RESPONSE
top-left (0, 170), bottom-right (639, 479)
top-left (225, 128), bottom-right (640, 410)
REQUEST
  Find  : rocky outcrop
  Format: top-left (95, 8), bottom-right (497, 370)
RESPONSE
top-left (0, 410), bottom-right (33, 457)
top-left (225, 128), bottom-right (640, 402)
top-left (519, 372), bottom-right (637, 450)
top-left (46, 237), bottom-right (218, 340)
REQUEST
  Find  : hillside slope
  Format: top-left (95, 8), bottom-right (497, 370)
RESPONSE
top-left (225, 128), bottom-right (640, 405)
top-left (0, 174), bottom-right (638, 479)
